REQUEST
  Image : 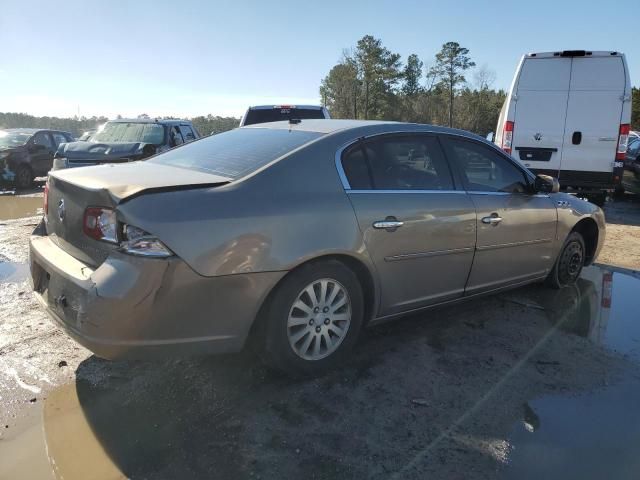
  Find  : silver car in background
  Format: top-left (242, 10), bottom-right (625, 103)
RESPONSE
top-left (29, 120), bottom-right (605, 375)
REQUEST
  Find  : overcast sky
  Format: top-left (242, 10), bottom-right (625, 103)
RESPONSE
top-left (1, 0), bottom-right (637, 119)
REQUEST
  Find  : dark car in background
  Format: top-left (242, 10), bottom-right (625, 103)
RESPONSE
top-left (239, 105), bottom-right (330, 126)
top-left (52, 118), bottom-right (199, 170)
top-left (0, 128), bottom-right (74, 189)
top-left (620, 136), bottom-right (640, 195)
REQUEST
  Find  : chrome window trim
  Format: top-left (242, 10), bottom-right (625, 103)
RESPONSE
top-left (334, 128), bottom-right (536, 193)
top-left (348, 189), bottom-right (466, 195)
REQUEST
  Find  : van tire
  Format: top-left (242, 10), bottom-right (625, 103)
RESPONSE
top-left (587, 192), bottom-right (606, 207)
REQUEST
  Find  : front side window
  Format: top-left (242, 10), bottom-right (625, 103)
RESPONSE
top-left (51, 132), bottom-right (69, 147)
top-left (32, 132), bottom-right (53, 149)
top-left (445, 137), bottom-right (530, 193)
top-left (91, 122), bottom-right (165, 144)
top-left (341, 135), bottom-right (454, 191)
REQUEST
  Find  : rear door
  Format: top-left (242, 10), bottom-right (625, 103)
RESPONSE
top-left (339, 133), bottom-right (476, 316)
top-left (561, 56), bottom-right (626, 176)
top-left (512, 57), bottom-right (571, 174)
top-left (30, 131), bottom-right (56, 175)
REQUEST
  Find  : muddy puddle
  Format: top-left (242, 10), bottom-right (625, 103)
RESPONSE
top-left (1, 265), bottom-right (639, 479)
top-left (0, 261), bottom-right (29, 283)
top-left (0, 195), bottom-right (43, 220)
top-left (500, 267), bottom-right (640, 480)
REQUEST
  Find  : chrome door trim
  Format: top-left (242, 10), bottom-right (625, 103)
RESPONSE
top-left (373, 220), bottom-right (404, 230)
top-left (475, 238), bottom-right (552, 251)
top-left (384, 247), bottom-right (474, 262)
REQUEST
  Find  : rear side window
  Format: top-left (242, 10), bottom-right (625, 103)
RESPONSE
top-left (151, 128), bottom-right (322, 179)
top-left (243, 107), bottom-right (325, 126)
top-left (341, 135), bottom-right (454, 191)
top-left (32, 132), bottom-right (53, 149)
top-left (179, 125), bottom-right (196, 142)
top-left (444, 138), bottom-right (529, 193)
top-left (51, 132), bottom-right (69, 147)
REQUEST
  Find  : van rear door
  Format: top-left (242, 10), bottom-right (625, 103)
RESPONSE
top-left (561, 55), bottom-right (626, 180)
top-left (512, 58), bottom-right (571, 173)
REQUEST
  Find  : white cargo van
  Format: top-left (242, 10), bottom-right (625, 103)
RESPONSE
top-left (494, 50), bottom-right (632, 205)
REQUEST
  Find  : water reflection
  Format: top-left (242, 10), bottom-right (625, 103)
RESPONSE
top-left (0, 195), bottom-right (43, 220)
top-left (502, 266), bottom-right (640, 480)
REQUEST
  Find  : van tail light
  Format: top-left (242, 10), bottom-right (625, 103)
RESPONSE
top-left (616, 124), bottom-right (630, 160)
top-left (501, 121), bottom-right (514, 155)
top-left (83, 207), bottom-right (118, 243)
top-left (43, 181), bottom-right (49, 217)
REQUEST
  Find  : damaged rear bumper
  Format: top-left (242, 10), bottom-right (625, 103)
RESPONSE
top-left (29, 221), bottom-right (285, 360)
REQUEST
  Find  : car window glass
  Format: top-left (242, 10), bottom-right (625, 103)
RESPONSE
top-left (446, 138), bottom-right (529, 193)
top-left (51, 132), bottom-right (68, 147)
top-left (171, 126), bottom-right (184, 146)
top-left (629, 139), bottom-right (640, 155)
top-left (364, 135), bottom-right (453, 190)
top-left (179, 125), bottom-right (196, 142)
top-left (342, 146), bottom-right (372, 189)
top-left (32, 132), bottom-right (53, 149)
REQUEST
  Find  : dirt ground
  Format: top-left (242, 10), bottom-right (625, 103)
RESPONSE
top-left (1, 192), bottom-right (640, 479)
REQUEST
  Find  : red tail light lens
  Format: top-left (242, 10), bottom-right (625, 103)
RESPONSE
top-left (617, 124), bottom-right (630, 160)
top-left (43, 182), bottom-right (49, 217)
top-left (502, 121), bottom-right (514, 155)
top-left (83, 207), bottom-right (117, 243)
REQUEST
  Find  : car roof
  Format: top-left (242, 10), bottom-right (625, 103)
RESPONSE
top-left (247, 105), bottom-right (325, 111)
top-left (108, 118), bottom-right (191, 125)
top-left (1, 128), bottom-right (71, 135)
top-left (242, 118), bottom-right (485, 140)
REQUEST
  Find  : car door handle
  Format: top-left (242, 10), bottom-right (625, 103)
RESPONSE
top-left (373, 219), bottom-right (404, 231)
top-left (481, 214), bottom-right (503, 225)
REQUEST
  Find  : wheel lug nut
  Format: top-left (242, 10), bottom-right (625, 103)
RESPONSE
top-left (315, 326), bottom-right (321, 333)
top-left (324, 318), bottom-right (330, 325)
top-left (309, 319), bottom-right (314, 326)
top-left (313, 307), bottom-right (319, 313)
top-left (323, 307), bottom-right (329, 313)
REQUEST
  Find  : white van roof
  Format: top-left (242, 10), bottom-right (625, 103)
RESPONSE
top-left (524, 50), bottom-right (624, 58)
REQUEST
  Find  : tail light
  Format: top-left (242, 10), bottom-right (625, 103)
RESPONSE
top-left (43, 181), bottom-right (49, 217)
top-left (121, 224), bottom-right (173, 257)
top-left (501, 121), bottom-right (514, 155)
top-left (616, 124), bottom-right (630, 161)
top-left (83, 207), bottom-right (118, 243)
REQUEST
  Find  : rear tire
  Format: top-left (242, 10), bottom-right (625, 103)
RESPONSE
top-left (260, 260), bottom-right (364, 376)
top-left (587, 192), bottom-right (606, 207)
top-left (545, 232), bottom-right (586, 289)
top-left (14, 164), bottom-right (33, 190)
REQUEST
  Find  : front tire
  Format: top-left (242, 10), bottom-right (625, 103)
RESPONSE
top-left (546, 232), bottom-right (586, 289)
top-left (14, 164), bottom-right (33, 190)
top-left (261, 260), bottom-right (364, 376)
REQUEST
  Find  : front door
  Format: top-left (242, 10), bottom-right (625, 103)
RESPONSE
top-left (339, 133), bottom-right (476, 316)
top-left (441, 136), bottom-right (557, 295)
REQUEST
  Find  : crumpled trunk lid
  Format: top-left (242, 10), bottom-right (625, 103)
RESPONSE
top-left (60, 141), bottom-right (151, 164)
top-left (45, 162), bottom-right (230, 266)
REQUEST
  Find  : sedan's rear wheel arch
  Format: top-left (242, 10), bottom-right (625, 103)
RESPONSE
top-left (247, 254), bottom-right (376, 351)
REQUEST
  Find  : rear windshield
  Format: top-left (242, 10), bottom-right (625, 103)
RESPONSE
top-left (150, 127), bottom-right (323, 179)
top-left (243, 107), bottom-right (326, 126)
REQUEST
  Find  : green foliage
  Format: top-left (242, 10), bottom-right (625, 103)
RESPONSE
top-left (632, 87), bottom-right (640, 131)
top-left (190, 115), bottom-right (239, 136)
top-left (320, 35), bottom-right (504, 135)
top-left (429, 41), bottom-right (476, 127)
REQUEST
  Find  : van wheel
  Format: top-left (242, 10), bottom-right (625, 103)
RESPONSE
top-left (613, 185), bottom-right (625, 199)
top-left (546, 232), bottom-right (585, 289)
top-left (261, 260), bottom-right (364, 376)
top-left (14, 165), bottom-right (33, 190)
top-left (587, 192), bottom-right (606, 207)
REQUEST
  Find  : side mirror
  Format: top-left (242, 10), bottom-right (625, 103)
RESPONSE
top-left (486, 132), bottom-right (495, 142)
top-left (534, 174), bottom-right (560, 194)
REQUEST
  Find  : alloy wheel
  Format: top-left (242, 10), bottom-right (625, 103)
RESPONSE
top-left (287, 278), bottom-right (351, 360)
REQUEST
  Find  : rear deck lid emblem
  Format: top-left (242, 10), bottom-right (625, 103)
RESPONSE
top-left (534, 133), bottom-right (542, 141)
top-left (57, 199), bottom-right (66, 222)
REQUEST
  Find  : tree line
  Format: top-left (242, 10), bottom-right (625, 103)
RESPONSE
top-left (320, 35), bottom-right (640, 135)
top-left (0, 112), bottom-right (239, 137)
